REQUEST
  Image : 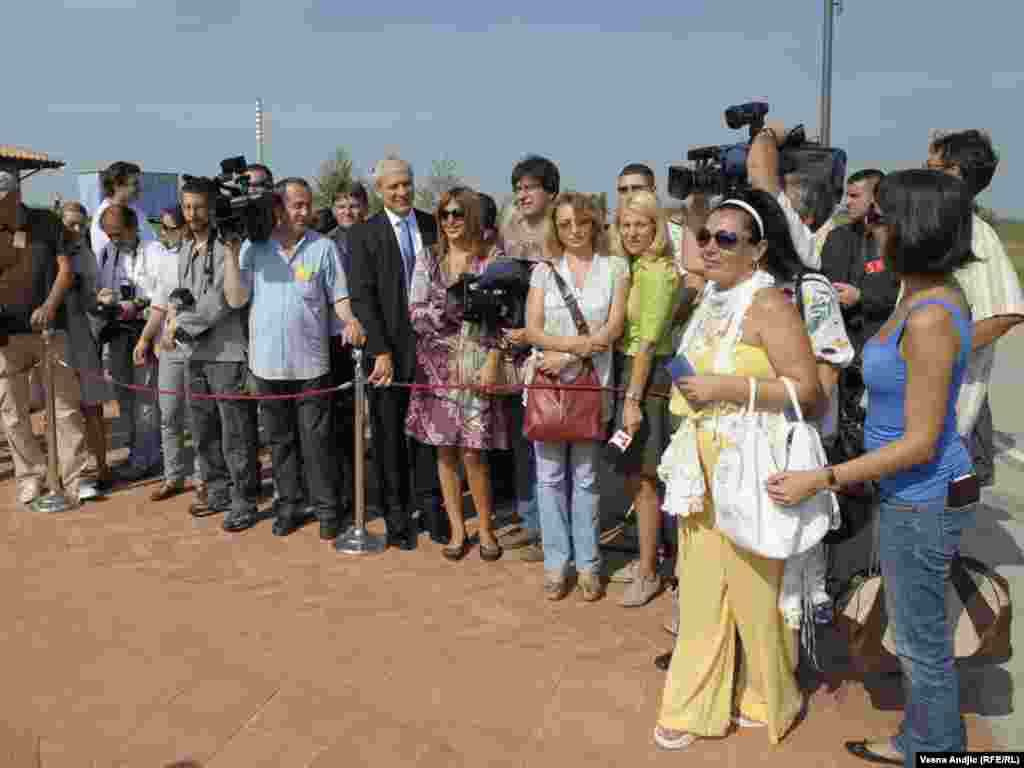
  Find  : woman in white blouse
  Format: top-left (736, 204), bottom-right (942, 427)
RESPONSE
top-left (524, 193), bottom-right (630, 602)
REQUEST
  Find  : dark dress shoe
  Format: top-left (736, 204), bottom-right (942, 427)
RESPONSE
top-left (272, 513), bottom-right (308, 537)
top-left (654, 651), bottom-right (673, 671)
top-left (223, 509), bottom-right (257, 533)
top-left (845, 741), bottom-right (904, 766)
top-left (319, 517), bottom-right (341, 541)
top-left (386, 528), bottom-right (416, 551)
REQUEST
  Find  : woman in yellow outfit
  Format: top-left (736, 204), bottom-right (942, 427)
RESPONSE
top-left (654, 188), bottom-right (825, 750)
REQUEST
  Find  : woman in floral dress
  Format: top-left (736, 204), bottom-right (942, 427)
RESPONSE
top-left (406, 188), bottom-right (509, 561)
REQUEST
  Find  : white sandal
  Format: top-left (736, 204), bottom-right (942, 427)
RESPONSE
top-left (653, 726), bottom-right (697, 750)
top-left (732, 714), bottom-right (766, 728)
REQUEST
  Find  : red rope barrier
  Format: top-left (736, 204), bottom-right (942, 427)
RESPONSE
top-left (59, 359), bottom-right (672, 401)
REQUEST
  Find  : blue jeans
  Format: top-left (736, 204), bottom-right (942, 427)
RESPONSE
top-left (879, 495), bottom-right (975, 766)
top-left (535, 440), bottom-right (601, 574)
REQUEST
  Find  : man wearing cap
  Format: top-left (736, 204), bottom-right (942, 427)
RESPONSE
top-left (0, 170), bottom-right (88, 505)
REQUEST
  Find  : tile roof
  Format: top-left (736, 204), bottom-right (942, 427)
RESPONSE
top-left (0, 145), bottom-right (65, 171)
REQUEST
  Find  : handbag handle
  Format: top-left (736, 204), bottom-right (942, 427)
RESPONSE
top-left (745, 377), bottom-right (758, 413)
top-left (548, 266), bottom-right (593, 337)
top-left (780, 377), bottom-right (805, 423)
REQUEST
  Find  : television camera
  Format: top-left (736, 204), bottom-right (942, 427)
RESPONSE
top-left (446, 259), bottom-right (534, 338)
top-left (182, 156), bottom-right (275, 243)
top-left (667, 102), bottom-right (847, 202)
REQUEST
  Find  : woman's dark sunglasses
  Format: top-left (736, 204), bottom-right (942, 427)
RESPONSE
top-left (865, 206), bottom-right (886, 226)
top-left (696, 228), bottom-right (746, 249)
top-left (439, 209), bottom-right (466, 222)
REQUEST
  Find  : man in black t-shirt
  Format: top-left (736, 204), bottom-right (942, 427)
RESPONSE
top-left (0, 171), bottom-right (87, 506)
top-left (820, 169), bottom-right (900, 352)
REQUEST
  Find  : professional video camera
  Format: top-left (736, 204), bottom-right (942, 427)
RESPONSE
top-left (182, 156), bottom-right (275, 243)
top-left (667, 102), bottom-right (847, 202)
top-left (446, 259), bottom-right (534, 337)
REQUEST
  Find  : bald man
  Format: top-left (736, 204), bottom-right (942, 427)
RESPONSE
top-left (348, 156), bottom-right (443, 550)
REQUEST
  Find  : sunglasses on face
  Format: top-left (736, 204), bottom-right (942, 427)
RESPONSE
top-left (696, 228), bottom-right (748, 249)
top-left (440, 209), bottom-right (466, 222)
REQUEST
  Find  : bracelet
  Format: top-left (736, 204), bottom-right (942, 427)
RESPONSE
top-left (625, 391), bottom-right (643, 402)
top-left (755, 127), bottom-right (779, 144)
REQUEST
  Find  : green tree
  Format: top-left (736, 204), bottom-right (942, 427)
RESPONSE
top-left (414, 156), bottom-right (465, 213)
top-left (313, 146), bottom-right (382, 216)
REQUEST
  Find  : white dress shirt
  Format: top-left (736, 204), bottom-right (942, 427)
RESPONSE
top-left (384, 207), bottom-right (424, 303)
top-left (97, 240), bottom-right (174, 303)
top-left (89, 198), bottom-right (157, 265)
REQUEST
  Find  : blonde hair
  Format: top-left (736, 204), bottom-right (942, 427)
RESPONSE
top-left (612, 190), bottom-right (672, 264)
top-left (545, 192), bottom-right (608, 256)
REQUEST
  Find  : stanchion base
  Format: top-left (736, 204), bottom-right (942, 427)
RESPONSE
top-left (334, 525), bottom-right (386, 555)
top-left (31, 491), bottom-right (76, 514)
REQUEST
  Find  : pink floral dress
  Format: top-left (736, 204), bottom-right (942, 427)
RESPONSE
top-left (405, 246), bottom-right (510, 450)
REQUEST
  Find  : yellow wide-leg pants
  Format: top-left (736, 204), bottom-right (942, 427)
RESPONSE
top-left (657, 508), bottom-right (804, 744)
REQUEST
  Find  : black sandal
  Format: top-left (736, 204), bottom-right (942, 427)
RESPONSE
top-left (442, 540), bottom-right (469, 561)
top-left (479, 542), bottom-right (503, 562)
top-left (845, 741), bottom-right (904, 766)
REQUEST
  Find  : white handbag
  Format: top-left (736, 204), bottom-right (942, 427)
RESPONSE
top-left (712, 377), bottom-right (836, 559)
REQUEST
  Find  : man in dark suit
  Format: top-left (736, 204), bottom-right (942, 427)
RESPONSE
top-left (348, 156), bottom-right (444, 550)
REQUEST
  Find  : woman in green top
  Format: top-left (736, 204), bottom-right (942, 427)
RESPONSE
top-left (610, 191), bottom-right (682, 607)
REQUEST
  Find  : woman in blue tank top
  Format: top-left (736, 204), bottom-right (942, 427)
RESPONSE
top-left (765, 169), bottom-right (977, 767)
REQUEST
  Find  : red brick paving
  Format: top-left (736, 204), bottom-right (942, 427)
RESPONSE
top-left (0, 470), bottom-right (1001, 767)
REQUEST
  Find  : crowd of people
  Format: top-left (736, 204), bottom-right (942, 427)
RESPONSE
top-left (0, 124), bottom-right (1021, 765)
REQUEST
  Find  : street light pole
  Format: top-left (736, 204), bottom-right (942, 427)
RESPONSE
top-left (818, 0), bottom-right (842, 146)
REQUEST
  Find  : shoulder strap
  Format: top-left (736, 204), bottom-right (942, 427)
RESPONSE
top-left (548, 264), bottom-right (591, 337)
top-left (795, 270), bottom-right (807, 321)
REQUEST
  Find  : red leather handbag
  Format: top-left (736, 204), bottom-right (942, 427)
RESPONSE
top-left (523, 268), bottom-right (605, 443)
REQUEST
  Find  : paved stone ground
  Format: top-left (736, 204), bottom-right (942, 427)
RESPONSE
top-left (0, 458), bottom-right (1004, 766)
top-left (0, 380), bottom-right (1016, 765)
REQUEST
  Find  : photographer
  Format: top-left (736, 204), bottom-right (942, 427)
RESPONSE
top-left (136, 178), bottom-right (260, 530)
top-left (0, 171), bottom-right (88, 506)
top-left (747, 121), bottom-right (821, 270)
top-left (95, 204), bottom-right (165, 482)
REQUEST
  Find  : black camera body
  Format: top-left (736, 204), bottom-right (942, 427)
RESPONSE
top-left (668, 102), bottom-right (847, 202)
top-left (183, 155), bottom-right (275, 244)
top-left (167, 287), bottom-right (196, 312)
top-left (447, 259), bottom-right (533, 337)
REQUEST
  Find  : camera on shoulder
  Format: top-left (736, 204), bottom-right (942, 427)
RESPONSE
top-left (667, 101), bottom-right (847, 202)
top-left (182, 155), bottom-right (275, 245)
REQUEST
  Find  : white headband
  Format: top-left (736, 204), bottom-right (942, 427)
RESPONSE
top-left (716, 199), bottom-right (764, 241)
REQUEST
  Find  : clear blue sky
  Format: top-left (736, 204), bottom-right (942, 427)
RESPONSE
top-left (9, 1), bottom-right (1024, 217)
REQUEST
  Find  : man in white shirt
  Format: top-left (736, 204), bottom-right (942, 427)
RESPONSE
top-left (928, 129), bottom-right (1024, 484)
top-left (88, 161), bottom-right (156, 260)
top-left (348, 156), bottom-right (443, 550)
top-left (747, 121), bottom-right (822, 270)
top-left (95, 204), bottom-right (167, 482)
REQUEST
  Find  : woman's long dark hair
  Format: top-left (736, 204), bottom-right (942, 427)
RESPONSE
top-left (876, 169), bottom-right (974, 276)
top-left (716, 188), bottom-right (805, 284)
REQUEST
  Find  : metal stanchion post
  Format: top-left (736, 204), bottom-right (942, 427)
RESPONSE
top-left (32, 329), bottom-right (74, 513)
top-left (335, 347), bottom-right (385, 554)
